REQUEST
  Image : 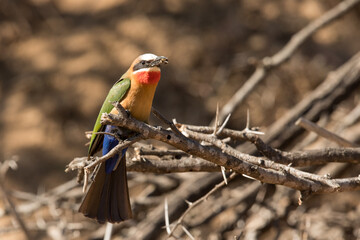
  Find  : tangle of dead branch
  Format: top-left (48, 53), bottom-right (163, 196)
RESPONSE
top-left (66, 101), bottom-right (360, 196)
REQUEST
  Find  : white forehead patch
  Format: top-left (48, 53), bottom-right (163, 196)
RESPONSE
top-left (138, 53), bottom-right (158, 61)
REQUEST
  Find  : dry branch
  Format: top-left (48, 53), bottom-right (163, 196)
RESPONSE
top-left (70, 146), bottom-right (360, 174)
top-left (94, 102), bottom-right (360, 194)
top-left (180, 126), bottom-right (360, 167)
top-left (263, 51), bottom-right (360, 148)
top-left (216, 0), bottom-right (360, 123)
top-left (296, 117), bottom-right (359, 148)
top-left (127, 157), bottom-right (220, 173)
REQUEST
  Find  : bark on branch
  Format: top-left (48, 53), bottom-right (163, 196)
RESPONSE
top-left (94, 102), bottom-right (360, 194)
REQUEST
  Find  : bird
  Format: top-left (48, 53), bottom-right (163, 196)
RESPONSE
top-left (79, 53), bottom-right (168, 223)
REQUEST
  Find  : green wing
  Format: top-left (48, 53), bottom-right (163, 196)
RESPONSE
top-left (88, 78), bottom-right (131, 156)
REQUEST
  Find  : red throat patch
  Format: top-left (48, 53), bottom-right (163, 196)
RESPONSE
top-left (134, 70), bottom-right (161, 84)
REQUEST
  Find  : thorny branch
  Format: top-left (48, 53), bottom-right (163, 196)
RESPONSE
top-left (134, 109), bottom-right (358, 191)
top-left (69, 145), bottom-right (360, 175)
top-left (66, 101), bottom-right (360, 195)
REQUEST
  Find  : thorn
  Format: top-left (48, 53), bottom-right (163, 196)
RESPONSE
top-left (221, 166), bottom-right (228, 185)
top-left (182, 225), bottom-right (195, 240)
top-left (246, 108), bottom-right (250, 129)
top-left (245, 129), bottom-right (265, 135)
top-left (164, 197), bottom-right (171, 234)
top-left (182, 131), bottom-right (190, 137)
top-left (213, 103), bottom-right (220, 135)
top-left (216, 113), bottom-right (232, 135)
top-left (242, 174), bottom-right (256, 181)
top-left (184, 199), bottom-right (193, 206)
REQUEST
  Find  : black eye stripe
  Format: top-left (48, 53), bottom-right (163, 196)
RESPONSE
top-left (133, 59), bottom-right (152, 71)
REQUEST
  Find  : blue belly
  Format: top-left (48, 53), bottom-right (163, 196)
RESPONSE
top-left (103, 125), bottom-right (127, 173)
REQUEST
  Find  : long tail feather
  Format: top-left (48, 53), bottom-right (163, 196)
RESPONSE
top-left (79, 156), bottom-right (132, 223)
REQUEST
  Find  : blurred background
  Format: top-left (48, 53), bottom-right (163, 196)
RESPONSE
top-left (0, 0), bottom-right (360, 239)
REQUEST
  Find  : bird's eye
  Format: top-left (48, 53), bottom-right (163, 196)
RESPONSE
top-left (140, 60), bottom-right (146, 65)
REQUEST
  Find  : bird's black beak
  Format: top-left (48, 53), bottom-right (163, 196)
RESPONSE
top-left (150, 56), bottom-right (168, 67)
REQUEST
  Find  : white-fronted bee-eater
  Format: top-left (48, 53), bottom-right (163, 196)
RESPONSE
top-left (79, 53), bottom-right (168, 223)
